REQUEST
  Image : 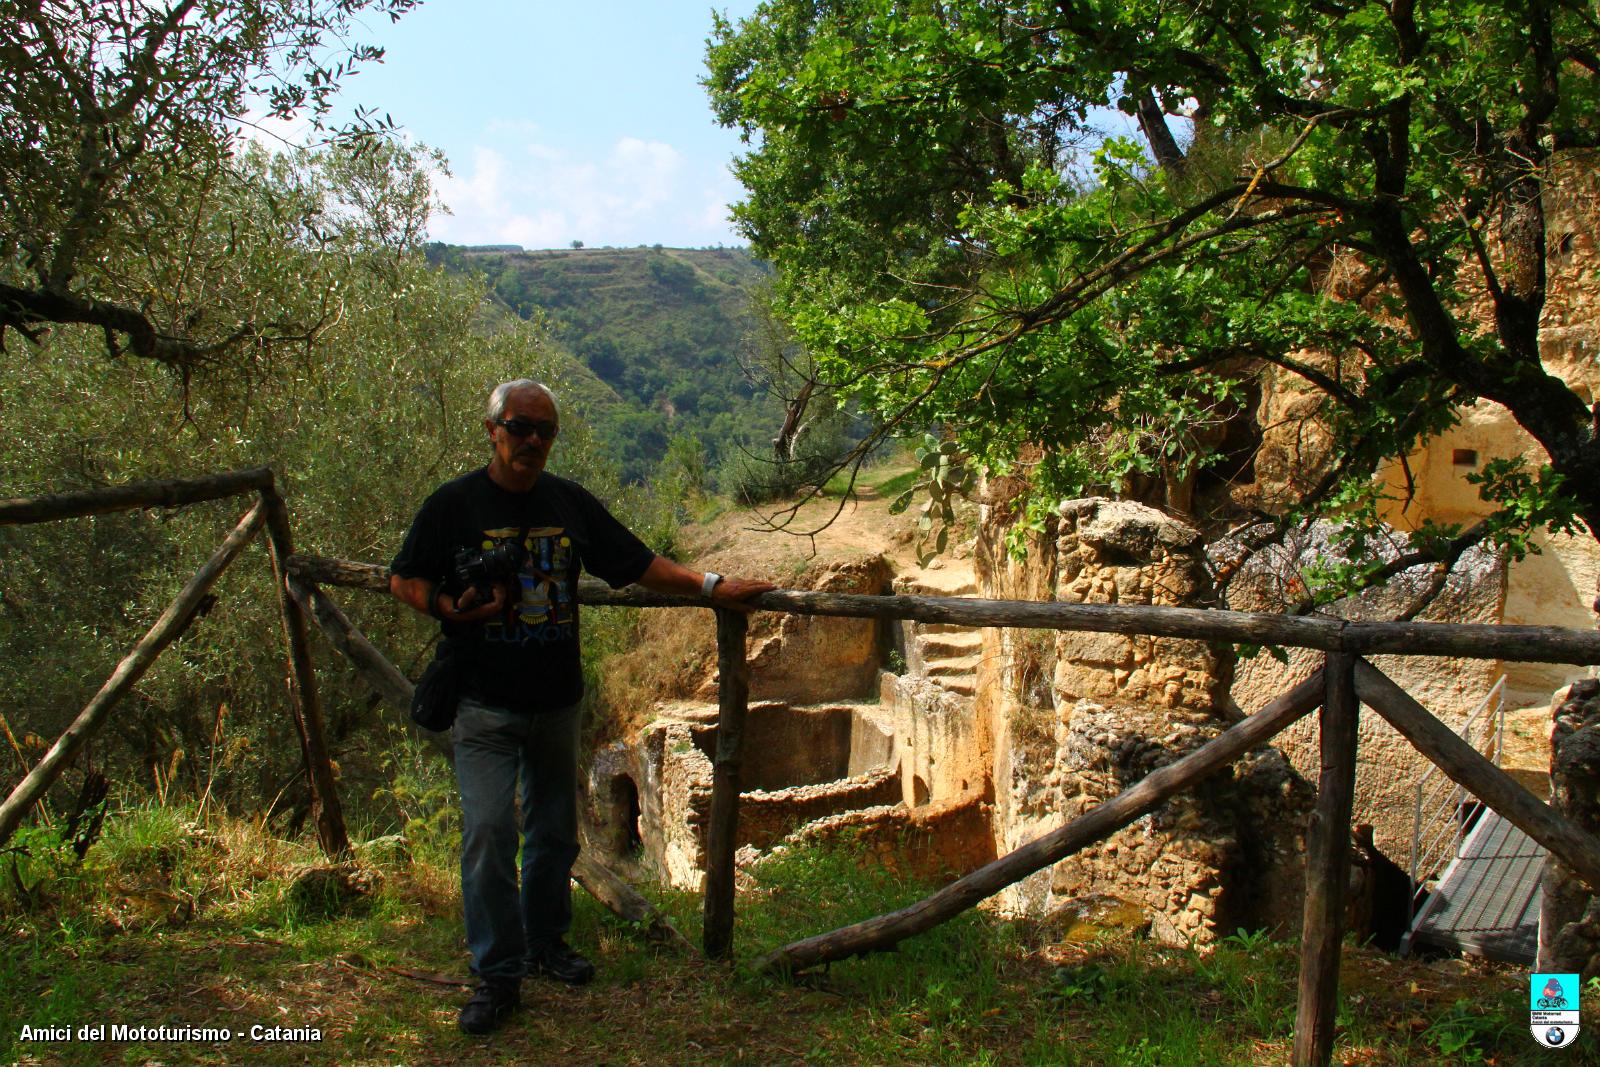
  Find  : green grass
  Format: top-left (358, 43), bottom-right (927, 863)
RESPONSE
top-left (0, 807), bottom-right (1585, 1065)
top-left (870, 466), bottom-right (920, 500)
top-left (821, 448), bottom-right (919, 499)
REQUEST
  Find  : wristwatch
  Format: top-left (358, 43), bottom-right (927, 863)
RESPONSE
top-left (701, 571), bottom-right (723, 598)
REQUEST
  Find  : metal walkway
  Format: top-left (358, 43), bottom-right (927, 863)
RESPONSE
top-left (1405, 810), bottom-right (1545, 963)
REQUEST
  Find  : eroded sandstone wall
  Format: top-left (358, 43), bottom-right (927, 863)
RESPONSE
top-left (739, 557), bottom-right (891, 703)
top-left (1229, 156), bottom-right (1600, 861)
top-left (883, 673), bottom-right (989, 808)
top-left (1250, 152), bottom-right (1600, 708)
top-left (1226, 525), bottom-right (1506, 860)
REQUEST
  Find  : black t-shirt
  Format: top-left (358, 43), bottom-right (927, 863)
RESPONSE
top-left (390, 468), bottom-right (654, 713)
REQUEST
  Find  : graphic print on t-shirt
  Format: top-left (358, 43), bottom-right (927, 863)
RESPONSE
top-left (479, 525), bottom-right (574, 645)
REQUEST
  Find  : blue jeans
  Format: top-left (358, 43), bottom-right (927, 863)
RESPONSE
top-left (452, 696), bottom-right (582, 981)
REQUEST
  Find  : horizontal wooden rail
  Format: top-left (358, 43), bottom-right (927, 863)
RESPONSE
top-left (0, 468), bottom-right (274, 526)
top-left (286, 554), bottom-right (1600, 665)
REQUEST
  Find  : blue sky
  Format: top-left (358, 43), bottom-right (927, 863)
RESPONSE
top-left (340, 1), bottom-right (764, 250)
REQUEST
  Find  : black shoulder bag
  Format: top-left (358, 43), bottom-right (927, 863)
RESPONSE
top-left (411, 637), bottom-right (463, 732)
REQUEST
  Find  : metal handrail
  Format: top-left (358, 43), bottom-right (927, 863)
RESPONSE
top-left (1407, 675), bottom-right (1506, 923)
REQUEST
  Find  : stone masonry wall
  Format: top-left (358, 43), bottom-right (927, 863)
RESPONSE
top-left (976, 496), bottom-right (1312, 941)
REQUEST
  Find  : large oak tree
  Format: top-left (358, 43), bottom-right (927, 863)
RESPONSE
top-left (707, 0), bottom-right (1600, 582)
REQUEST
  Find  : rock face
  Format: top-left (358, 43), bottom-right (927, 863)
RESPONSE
top-left (883, 673), bottom-right (989, 808)
top-left (1245, 152), bottom-right (1600, 707)
top-left (736, 557), bottom-right (891, 704)
top-left (587, 539), bottom-right (1004, 895)
top-left (978, 496), bottom-right (1313, 943)
top-left (1539, 679), bottom-right (1600, 980)
top-left (1224, 521), bottom-right (1507, 859)
top-left (597, 552), bottom-right (891, 747)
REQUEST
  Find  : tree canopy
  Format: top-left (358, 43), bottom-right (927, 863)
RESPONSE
top-left (0, 0), bottom-right (419, 375)
top-left (706, 0), bottom-right (1600, 571)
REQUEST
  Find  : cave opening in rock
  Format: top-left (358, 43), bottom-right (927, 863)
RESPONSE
top-left (609, 773), bottom-right (643, 856)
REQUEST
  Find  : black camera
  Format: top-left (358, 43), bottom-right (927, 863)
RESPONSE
top-left (453, 541), bottom-right (526, 601)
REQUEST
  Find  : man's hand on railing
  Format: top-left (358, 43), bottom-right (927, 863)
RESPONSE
top-left (636, 555), bottom-right (773, 614)
top-left (707, 575), bottom-right (776, 615)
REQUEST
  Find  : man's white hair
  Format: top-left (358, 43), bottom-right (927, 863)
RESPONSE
top-left (486, 379), bottom-right (558, 421)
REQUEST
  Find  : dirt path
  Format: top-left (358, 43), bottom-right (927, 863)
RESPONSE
top-left (687, 483), bottom-right (926, 581)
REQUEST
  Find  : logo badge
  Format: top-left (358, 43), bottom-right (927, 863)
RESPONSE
top-left (1530, 972), bottom-right (1580, 1049)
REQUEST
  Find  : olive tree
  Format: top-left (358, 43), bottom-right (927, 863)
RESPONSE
top-left (0, 0), bottom-right (418, 373)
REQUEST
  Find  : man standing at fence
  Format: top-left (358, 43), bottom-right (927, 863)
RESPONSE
top-left (389, 379), bottom-right (772, 1035)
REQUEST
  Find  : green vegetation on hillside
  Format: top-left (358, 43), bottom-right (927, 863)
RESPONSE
top-left (428, 244), bottom-right (779, 485)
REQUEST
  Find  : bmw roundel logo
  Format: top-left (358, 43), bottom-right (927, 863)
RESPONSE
top-left (1546, 1026), bottom-right (1567, 1046)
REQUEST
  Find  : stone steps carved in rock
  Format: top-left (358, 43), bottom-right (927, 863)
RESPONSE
top-left (925, 653), bottom-right (981, 677)
top-left (920, 621), bottom-right (977, 635)
top-left (893, 562), bottom-right (978, 598)
top-left (918, 630), bottom-right (984, 658)
top-left (894, 554), bottom-right (983, 697)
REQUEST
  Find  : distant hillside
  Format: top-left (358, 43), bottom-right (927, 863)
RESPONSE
top-left (429, 244), bottom-right (774, 483)
top-left (467, 282), bottom-right (629, 422)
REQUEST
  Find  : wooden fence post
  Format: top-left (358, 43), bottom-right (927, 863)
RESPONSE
top-left (1294, 652), bottom-right (1359, 1067)
top-left (703, 607), bottom-right (751, 960)
top-left (0, 501), bottom-right (265, 847)
top-left (260, 487), bottom-right (349, 859)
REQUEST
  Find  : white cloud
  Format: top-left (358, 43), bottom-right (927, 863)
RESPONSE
top-left (429, 132), bottom-right (741, 248)
top-left (692, 163), bottom-right (745, 233)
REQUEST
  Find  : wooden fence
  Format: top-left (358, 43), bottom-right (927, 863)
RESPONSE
top-left (0, 469), bottom-right (348, 858)
top-left (286, 558), bottom-right (1600, 1067)
top-left (6, 468), bottom-right (1600, 1067)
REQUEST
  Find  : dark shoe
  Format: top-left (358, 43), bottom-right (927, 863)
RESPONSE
top-left (458, 978), bottom-right (520, 1035)
top-left (527, 938), bottom-right (595, 985)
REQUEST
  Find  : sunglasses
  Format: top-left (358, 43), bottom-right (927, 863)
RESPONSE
top-left (495, 418), bottom-right (559, 440)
